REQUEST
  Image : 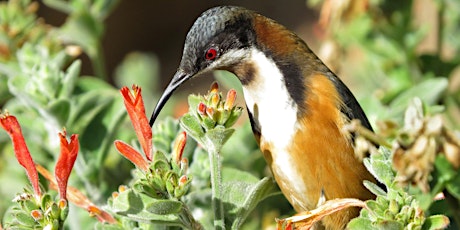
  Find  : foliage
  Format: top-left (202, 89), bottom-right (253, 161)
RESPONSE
top-left (0, 0), bottom-right (459, 229)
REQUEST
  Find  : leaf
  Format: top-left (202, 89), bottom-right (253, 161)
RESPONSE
top-left (8, 74), bottom-right (47, 106)
top-left (205, 126), bottom-right (234, 151)
top-left (363, 180), bottom-right (387, 197)
top-left (59, 60), bottom-right (81, 99)
top-left (446, 171), bottom-right (460, 200)
top-left (68, 89), bottom-right (120, 164)
top-left (347, 217), bottom-right (374, 230)
top-left (187, 95), bottom-right (202, 118)
top-left (422, 215), bottom-right (450, 230)
top-left (179, 113), bottom-right (205, 142)
top-left (75, 76), bottom-right (114, 92)
top-left (68, 89), bottom-right (115, 131)
top-left (146, 200), bottom-right (183, 215)
top-left (220, 168), bottom-right (280, 229)
top-left (111, 189), bottom-right (182, 225)
top-left (365, 200), bottom-right (386, 214)
top-left (47, 98), bottom-right (71, 126)
top-left (364, 157), bottom-right (394, 186)
top-left (389, 78), bottom-right (448, 118)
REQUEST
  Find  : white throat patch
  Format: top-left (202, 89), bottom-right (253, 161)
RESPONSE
top-left (242, 49), bottom-right (300, 149)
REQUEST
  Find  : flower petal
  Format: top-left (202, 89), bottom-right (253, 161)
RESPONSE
top-left (114, 140), bottom-right (149, 172)
top-left (0, 113), bottom-right (41, 197)
top-left (120, 86), bottom-right (153, 161)
top-left (55, 131), bottom-right (79, 200)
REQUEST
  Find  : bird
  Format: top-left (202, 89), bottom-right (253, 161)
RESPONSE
top-left (149, 6), bottom-right (377, 229)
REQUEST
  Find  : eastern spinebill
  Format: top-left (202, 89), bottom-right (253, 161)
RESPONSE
top-left (149, 6), bottom-right (377, 229)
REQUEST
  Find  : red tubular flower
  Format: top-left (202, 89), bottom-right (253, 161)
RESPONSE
top-left (0, 113), bottom-right (41, 198)
top-left (55, 131), bottom-right (79, 200)
top-left (114, 140), bottom-right (149, 172)
top-left (120, 85), bottom-right (153, 161)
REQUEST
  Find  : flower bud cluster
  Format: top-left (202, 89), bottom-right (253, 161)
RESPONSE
top-left (358, 189), bottom-right (425, 229)
top-left (194, 82), bottom-right (242, 130)
top-left (132, 132), bottom-right (191, 200)
top-left (5, 190), bottom-right (69, 230)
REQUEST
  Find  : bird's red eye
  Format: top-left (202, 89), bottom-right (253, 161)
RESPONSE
top-left (205, 48), bottom-right (217, 60)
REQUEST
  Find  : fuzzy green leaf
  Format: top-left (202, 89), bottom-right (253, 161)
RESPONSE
top-left (364, 157), bottom-right (395, 186)
top-left (347, 217), bottom-right (374, 230)
top-left (75, 76), bottom-right (114, 92)
top-left (180, 113), bottom-right (205, 142)
top-left (68, 89), bottom-right (114, 131)
top-left (220, 168), bottom-right (280, 229)
top-left (59, 60), bottom-right (81, 99)
top-left (15, 211), bottom-right (36, 227)
top-left (146, 200), bottom-right (183, 215)
top-left (422, 215), bottom-right (450, 230)
top-left (47, 98), bottom-right (70, 126)
top-left (389, 78), bottom-right (448, 117)
top-left (111, 189), bottom-right (181, 225)
top-left (363, 180), bottom-right (387, 197)
top-left (187, 95), bottom-right (202, 118)
top-left (205, 126), bottom-right (234, 151)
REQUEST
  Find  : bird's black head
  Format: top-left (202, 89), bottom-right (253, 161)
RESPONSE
top-left (150, 6), bottom-right (257, 126)
top-left (180, 6), bottom-right (256, 73)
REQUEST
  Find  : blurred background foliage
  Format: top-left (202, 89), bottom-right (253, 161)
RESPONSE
top-left (0, 0), bottom-right (459, 229)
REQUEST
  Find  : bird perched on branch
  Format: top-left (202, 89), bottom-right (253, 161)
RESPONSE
top-left (149, 6), bottom-right (377, 229)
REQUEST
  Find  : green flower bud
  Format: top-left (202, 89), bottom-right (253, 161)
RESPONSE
top-left (48, 202), bottom-right (60, 220)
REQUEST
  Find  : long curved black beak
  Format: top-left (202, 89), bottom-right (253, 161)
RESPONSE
top-left (149, 70), bottom-right (192, 127)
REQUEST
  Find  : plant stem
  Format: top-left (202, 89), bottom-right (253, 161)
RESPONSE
top-left (436, 0), bottom-right (445, 56)
top-left (207, 141), bottom-right (225, 229)
top-left (91, 44), bottom-right (108, 81)
top-left (346, 120), bottom-right (392, 149)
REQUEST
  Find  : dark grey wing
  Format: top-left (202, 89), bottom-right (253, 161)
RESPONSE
top-left (327, 72), bottom-right (374, 131)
